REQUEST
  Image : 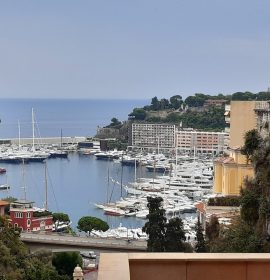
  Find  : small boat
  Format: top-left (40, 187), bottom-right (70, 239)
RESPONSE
top-left (52, 220), bottom-right (72, 232)
top-left (0, 168), bottom-right (6, 174)
top-left (104, 207), bottom-right (125, 216)
top-left (0, 184), bottom-right (10, 191)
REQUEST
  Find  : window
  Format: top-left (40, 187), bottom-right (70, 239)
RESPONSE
top-left (27, 219), bottom-right (31, 227)
top-left (27, 212), bottom-right (31, 218)
top-left (15, 212), bottom-right (23, 218)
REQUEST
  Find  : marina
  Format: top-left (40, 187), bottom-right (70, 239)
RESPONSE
top-left (0, 99), bottom-right (216, 240)
top-left (0, 139), bottom-right (214, 236)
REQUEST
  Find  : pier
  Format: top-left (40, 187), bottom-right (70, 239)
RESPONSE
top-left (0, 136), bottom-right (87, 146)
top-left (20, 232), bottom-right (147, 252)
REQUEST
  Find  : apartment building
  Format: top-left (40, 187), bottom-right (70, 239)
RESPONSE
top-left (214, 101), bottom-right (270, 196)
top-left (130, 123), bottom-right (176, 152)
top-left (176, 129), bottom-right (228, 155)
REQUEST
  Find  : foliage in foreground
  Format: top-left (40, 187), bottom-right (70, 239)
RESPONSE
top-left (207, 132), bottom-right (270, 253)
top-left (142, 197), bottom-right (192, 252)
top-left (52, 252), bottom-right (82, 279)
top-left (0, 216), bottom-right (68, 280)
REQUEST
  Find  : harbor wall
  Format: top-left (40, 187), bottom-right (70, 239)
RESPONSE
top-left (0, 136), bottom-right (87, 145)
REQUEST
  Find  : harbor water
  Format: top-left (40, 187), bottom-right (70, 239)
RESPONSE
top-left (0, 98), bottom-right (149, 229)
top-left (0, 153), bottom-right (149, 229)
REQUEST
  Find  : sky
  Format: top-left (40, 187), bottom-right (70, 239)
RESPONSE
top-left (1, 0), bottom-right (270, 100)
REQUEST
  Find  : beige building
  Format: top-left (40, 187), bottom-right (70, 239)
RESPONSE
top-left (176, 129), bottom-right (228, 155)
top-left (225, 101), bottom-right (257, 148)
top-left (214, 101), bottom-right (269, 196)
top-left (213, 148), bottom-right (254, 195)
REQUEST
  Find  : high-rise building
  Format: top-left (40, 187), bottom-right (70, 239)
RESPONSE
top-left (130, 123), bottom-right (176, 152)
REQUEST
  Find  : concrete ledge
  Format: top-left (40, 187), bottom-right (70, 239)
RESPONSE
top-left (98, 253), bottom-right (270, 280)
top-left (98, 253), bottom-right (130, 280)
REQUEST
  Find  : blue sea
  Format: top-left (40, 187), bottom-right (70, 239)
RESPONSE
top-left (0, 99), bottom-right (149, 229)
top-left (0, 98), bottom-right (148, 138)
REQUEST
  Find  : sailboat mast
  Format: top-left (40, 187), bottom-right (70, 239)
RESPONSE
top-left (134, 158), bottom-right (137, 183)
top-left (107, 166), bottom-right (109, 204)
top-left (32, 108), bottom-right (35, 151)
top-left (18, 120), bottom-right (21, 150)
top-left (45, 163), bottom-right (48, 210)
top-left (120, 154), bottom-right (124, 198)
top-left (60, 128), bottom-right (63, 148)
top-left (22, 159), bottom-right (27, 201)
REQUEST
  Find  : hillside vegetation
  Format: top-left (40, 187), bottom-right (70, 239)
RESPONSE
top-left (128, 91), bottom-right (270, 131)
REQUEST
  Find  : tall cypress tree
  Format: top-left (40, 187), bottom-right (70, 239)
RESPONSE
top-left (164, 217), bottom-right (186, 252)
top-left (195, 218), bottom-right (207, 252)
top-left (142, 197), bottom-right (166, 252)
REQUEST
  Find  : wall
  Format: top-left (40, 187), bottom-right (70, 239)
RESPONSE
top-left (98, 253), bottom-right (270, 280)
top-left (229, 101), bottom-right (257, 148)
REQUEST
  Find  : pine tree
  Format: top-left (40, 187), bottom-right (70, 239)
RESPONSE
top-left (142, 197), bottom-right (166, 252)
top-left (195, 218), bottom-right (207, 252)
top-left (164, 217), bottom-right (186, 252)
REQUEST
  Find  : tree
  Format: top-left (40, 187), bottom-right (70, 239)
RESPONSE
top-left (0, 216), bottom-right (66, 280)
top-left (150, 96), bottom-right (160, 110)
top-left (52, 252), bottom-right (82, 278)
top-left (195, 219), bottom-right (207, 252)
top-left (210, 219), bottom-right (263, 253)
top-left (231, 91), bottom-right (255, 101)
top-left (77, 216), bottom-right (109, 234)
top-left (143, 197), bottom-right (192, 252)
top-left (106, 117), bottom-right (122, 128)
top-left (164, 217), bottom-right (186, 252)
top-left (128, 108), bottom-right (146, 120)
top-left (170, 95), bottom-right (183, 110)
top-left (142, 197), bottom-right (166, 252)
top-left (184, 93), bottom-right (208, 107)
top-left (52, 212), bottom-right (70, 223)
top-left (240, 179), bottom-right (260, 226)
top-left (241, 129), bottom-right (262, 162)
top-left (205, 215), bottom-right (220, 242)
top-left (159, 98), bottom-right (170, 110)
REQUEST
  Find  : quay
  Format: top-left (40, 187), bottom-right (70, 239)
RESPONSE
top-left (20, 232), bottom-right (147, 252)
top-left (0, 136), bottom-right (87, 146)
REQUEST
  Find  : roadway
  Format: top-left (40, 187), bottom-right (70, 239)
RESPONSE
top-left (20, 232), bottom-right (147, 252)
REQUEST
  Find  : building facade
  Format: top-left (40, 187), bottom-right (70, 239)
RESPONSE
top-left (213, 148), bottom-right (254, 196)
top-left (255, 101), bottom-right (270, 138)
top-left (176, 129), bottom-right (228, 155)
top-left (213, 101), bottom-right (270, 196)
top-left (9, 200), bottom-right (53, 232)
top-left (224, 101), bottom-right (266, 148)
top-left (131, 123), bottom-right (176, 152)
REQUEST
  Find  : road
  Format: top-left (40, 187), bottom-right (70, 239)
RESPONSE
top-left (21, 232), bottom-right (147, 252)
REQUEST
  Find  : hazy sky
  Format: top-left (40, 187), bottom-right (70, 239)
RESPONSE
top-left (1, 0), bottom-right (270, 100)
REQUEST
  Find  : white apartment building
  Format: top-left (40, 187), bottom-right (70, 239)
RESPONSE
top-left (176, 129), bottom-right (228, 154)
top-left (131, 123), bottom-right (176, 152)
top-left (130, 122), bottom-right (228, 155)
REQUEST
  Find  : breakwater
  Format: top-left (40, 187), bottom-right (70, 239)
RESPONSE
top-left (0, 136), bottom-right (87, 145)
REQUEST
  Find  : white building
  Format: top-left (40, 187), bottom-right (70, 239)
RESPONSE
top-left (176, 129), bottom-right (228, 155)
top-left (130, 122), bottom-right (228, 155)
top-left (130, 123), bottom-right (176, 152)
